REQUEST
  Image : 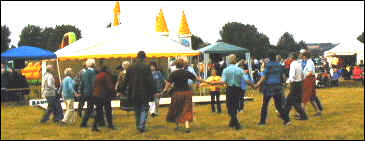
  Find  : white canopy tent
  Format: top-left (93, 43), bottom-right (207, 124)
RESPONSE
top-left (324, 41), bottom-right (364, 65)
top-left (55, 25), bottom-right (200, 60)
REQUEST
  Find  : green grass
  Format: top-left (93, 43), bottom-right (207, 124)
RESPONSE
top-left (1, 80), bottom-right (364, 140)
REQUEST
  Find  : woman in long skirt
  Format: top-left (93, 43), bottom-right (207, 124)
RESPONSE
top-left (162, 58), bottom-right (209, 133)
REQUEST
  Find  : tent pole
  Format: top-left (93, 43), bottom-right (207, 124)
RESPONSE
top-left (245, 52), bottom-right (253, 81)
top-left (56, 58), bottom-right (62, 85)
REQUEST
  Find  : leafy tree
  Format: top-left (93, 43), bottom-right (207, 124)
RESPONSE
top-left (18, 24), bottom-right (43, 47)
top-left (1, 25), bottom-right (11, 53)
top-left (219, 22), bottom-right (270, 58)
top-left (40, 27), bottom-right (58, 52)
top-left (298, 40), bottom-right (307, 50)
top-left (358, 32), bottom-right (364, 44)
top-left (106, 22), bottom-right (112, 28)
top-left (18, 24), bottom-right (82, 52)
top-left (276, 32), bottom-right (299, 57)
top-left (54, 25), bottom-right (82, 49)
top-left (191, 34), bottom-right (206, 50)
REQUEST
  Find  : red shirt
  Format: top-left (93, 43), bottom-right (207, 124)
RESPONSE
top-left (284, 58), bottom-right (294, 69)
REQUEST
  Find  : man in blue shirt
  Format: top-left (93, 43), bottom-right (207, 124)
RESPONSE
top-left (238, 64), bottom-right (255, 113)
top-left (254, 52), bottom-right (289, 125)
top-left (214, 54), bottom-right (252, 130)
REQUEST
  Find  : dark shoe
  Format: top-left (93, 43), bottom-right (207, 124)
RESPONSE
top-left (313, 112), bottom-right (322, 116)
top-left (151, 113), bottom-right (157, 118)
top-left (138, 128), bottom-right (146, 133)
top-left (229, 120), bottom-right (235, 128)
top-left (108, 126), bottom-right (119, 130)
top-left (80, 124), bottom-right (88, 128)
top-left (185, 128), bottom-right (191, 133)
top-left (234, 123), bottom-right (241, 130)
top-left (258, 122), bottom-right (266, 125)
top-left (54, 120), bottom-right (61, 124)
top-left (40, 119), bottom-right (48, 124)
top-left (92, 127), bottom-right (100, 132)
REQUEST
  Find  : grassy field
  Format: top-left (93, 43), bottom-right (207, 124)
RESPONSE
top-left (1, 80), bottom-right (364, 140)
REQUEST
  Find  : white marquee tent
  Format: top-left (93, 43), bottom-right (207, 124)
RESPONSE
top-left (55, 25), bottom-right (200, 60)
top-left (324, 41), bottom-right (364, 65)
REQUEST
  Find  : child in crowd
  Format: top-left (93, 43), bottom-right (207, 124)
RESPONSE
top-left (331, 68), bottom-right (340, 87)
top-left (202, 68), bottom-right (224, 113)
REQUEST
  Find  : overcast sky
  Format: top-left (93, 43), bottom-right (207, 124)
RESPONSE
top-left (1, 1), bottom-right (364, 47)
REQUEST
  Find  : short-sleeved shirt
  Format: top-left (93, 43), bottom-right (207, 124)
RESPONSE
top-left (222, 64), bottom-right (244, 87)
top-left (168, 69), bottom-right (197, 91)
top-left (303, 59), bottom-right (315, 77)
top-left (262, 61), bottom-right (283, 85)
top-left (240, 72), bottom-right (251, 90)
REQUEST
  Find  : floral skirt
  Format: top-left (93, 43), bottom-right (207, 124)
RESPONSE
top-left (166, 90), bottom-right (193, 123)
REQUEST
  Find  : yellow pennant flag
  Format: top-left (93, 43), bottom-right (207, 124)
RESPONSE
top-left (179, 11), bottom-right (191, 35)
top-left (155, 9), bottom-right (169, 33)
top-left (113, 1), bottom-right (120, 26)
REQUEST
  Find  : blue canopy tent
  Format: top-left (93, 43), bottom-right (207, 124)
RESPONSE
top-left (1, 46), bottom-right (60, 87)
top-left (197, 42), bottom-right (251, 79)
top-left (1, 46), bottom-right (57, 61)
top-left (1, 46), bottom-right (58, 100)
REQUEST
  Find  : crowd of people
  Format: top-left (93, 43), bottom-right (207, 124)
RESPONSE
top-left (38, 49), bottom-right (362, 134)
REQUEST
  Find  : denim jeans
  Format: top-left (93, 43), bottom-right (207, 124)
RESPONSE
top-left (54, 96), bottom-right (64, 121)
top-left (134, 103), bottom-right (150, 130)
top-left (41, 96), bottom-right (63, 122)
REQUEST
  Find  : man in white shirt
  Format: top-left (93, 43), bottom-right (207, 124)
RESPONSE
top-left (282, 52), bottom-right (309, 123)
top-left (40, 65), bottom-right (64, 124)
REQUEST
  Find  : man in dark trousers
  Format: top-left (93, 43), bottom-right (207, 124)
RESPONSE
top-left (282, 52), bottom-right (308, 123)
top-left (75, 64), bottom-right (86, 117)
top-left (254, 53), bottom-right (289, 125)
top-left (79, 59), bottom-right (97, 128)
top-left (213, 54), bottom-right (247, 130)
top-left (119, 51), bottom-right (157, 133)
top-left (86, 65), bottom-right (116, 131)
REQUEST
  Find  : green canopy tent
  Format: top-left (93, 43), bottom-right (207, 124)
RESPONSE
top-left (197, 42), bottom-right (251, 79)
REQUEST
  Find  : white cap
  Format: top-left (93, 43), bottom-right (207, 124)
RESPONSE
top-left (300, 49), bottom-right (306, 53)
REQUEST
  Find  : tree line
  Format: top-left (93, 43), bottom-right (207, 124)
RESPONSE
top-left (2, 23), bottom-right (364, 58)
top-left (1, 24), bottom-right (82, 53)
